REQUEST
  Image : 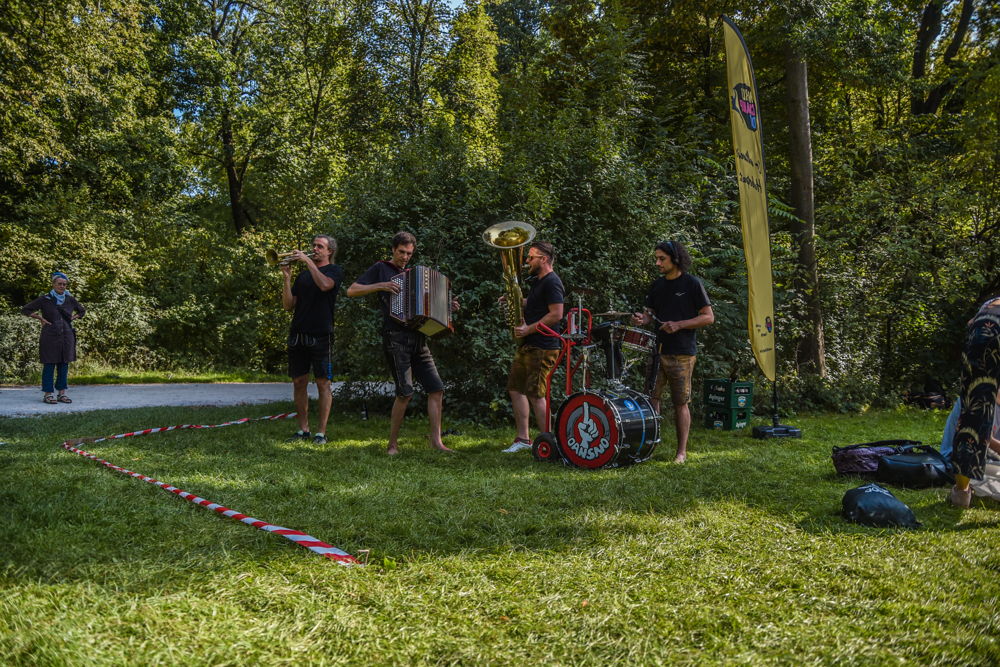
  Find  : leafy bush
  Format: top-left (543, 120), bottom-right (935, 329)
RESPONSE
top-left (75, 289), bottom-right (160, 369)
top-left (0, 312), bottom-right (39, 383)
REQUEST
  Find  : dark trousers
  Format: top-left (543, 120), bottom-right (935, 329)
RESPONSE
top-left (42, 363), bottom-right (69, 393)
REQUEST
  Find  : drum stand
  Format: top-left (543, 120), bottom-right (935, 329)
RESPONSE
top-left (531, 309), bottom-right (662, 468)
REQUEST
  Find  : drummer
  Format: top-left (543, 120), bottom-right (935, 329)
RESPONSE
top-left (632, 240), bottom-right (714, 463)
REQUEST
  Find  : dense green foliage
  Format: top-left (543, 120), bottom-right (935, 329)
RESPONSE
top-left (2, 406), bottom-right (999, 662)
top-left (2, 1), bottom-right (997, 415)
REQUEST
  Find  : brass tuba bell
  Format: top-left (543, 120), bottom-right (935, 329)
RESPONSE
top-left (483, 221), bottom-right (537, 340)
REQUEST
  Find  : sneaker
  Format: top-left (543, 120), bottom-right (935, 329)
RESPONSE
top-left (503, 439), bottom-right (532, 453)
top-left (313, 434), bottom-right (327, 445)
top-left (949, 485), bottom-right (972, 508)
top-left (286, 430), bottom-right (311, 442)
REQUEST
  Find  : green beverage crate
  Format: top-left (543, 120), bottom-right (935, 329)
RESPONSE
top-left (703, 378), bottom-right (754, 410)
top-left (704, 408), bottom-right (750, 431)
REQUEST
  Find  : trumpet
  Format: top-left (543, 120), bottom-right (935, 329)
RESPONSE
top-left (265, 249), bottom-right (313, 267)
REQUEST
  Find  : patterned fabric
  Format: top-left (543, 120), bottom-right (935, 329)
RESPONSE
top-left (654, 354), bottom-right (697, 406)
top-left (952, 298), bottom-right (1000, 480)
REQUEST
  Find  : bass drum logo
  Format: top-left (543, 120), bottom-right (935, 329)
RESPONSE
top-left (731, 83), bottom-right (758, 131)
top-left (557, 393), bottom-right (619, 468)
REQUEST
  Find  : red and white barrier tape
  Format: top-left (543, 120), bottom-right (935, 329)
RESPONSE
top-left (61, 412), bottom-right (360, 566)
top-left (84, 412), bottom-right (297, 443)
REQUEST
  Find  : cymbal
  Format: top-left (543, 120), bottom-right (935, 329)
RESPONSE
top-left (593, 311), bottom-right (632, 317)
top-left (567, 285), bottom-right (599, 296)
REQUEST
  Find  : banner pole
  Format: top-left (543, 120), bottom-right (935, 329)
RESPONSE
top-left (753, 315), bottom-right (801, 438)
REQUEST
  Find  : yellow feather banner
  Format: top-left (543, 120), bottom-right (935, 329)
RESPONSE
top-left (722, 16), bottom-right (776, 381)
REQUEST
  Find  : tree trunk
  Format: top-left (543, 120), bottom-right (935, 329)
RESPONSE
top-left (785, 49), bottom-right (826, 377)
top-left (220, 111), bottom-right (251, 235)
top-left (910, 0), bottom-right (975, 115)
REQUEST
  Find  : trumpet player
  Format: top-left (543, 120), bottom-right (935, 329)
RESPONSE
top-left (503, 241), bottom-right (564, 453)
top-left (281, 235), bottom-right (343, 445)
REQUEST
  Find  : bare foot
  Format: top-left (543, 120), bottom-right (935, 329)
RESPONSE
top-left (387, 443), bottom-right (400, 456)
top-left (430, 441), bottom-right (455, 453)
top-left (673, 454), bottom-right (687, 464)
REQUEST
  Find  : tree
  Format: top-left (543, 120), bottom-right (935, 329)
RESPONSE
top-left (911, 0), bottom-right (976, 115)
top-left (376, 0), bottom-right (452, 134)
top-left (785, 38), bottom-right (826, 376)
top-left (435, 1), bottom-right (501, 164)
top-left (168, 0), bottom-right (280, 235)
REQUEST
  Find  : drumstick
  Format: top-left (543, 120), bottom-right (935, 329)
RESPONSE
top-left (643, 308), bottom-right (663, 325)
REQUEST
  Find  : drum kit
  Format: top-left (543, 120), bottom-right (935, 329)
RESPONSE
top-left (529, 295), bottom-right (662, 470)
top-left (480, 221), bottom-right (662, 470)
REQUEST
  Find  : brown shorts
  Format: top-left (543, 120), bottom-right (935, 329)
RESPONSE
top-left (653, 354), bottom-right (696, 406)
top-left (507, 345), bottom-right (560, 398)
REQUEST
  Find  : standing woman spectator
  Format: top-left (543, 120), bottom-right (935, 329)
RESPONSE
top-left (950, 295), bottom-right (1000, 507)
top-left (21, 272), bottom-right (85, 404)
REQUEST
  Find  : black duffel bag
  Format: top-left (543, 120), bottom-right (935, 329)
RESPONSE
top-left (831, 440), bottom-right (921, 477)
top-left (875, 444), bottom-right (954, 489)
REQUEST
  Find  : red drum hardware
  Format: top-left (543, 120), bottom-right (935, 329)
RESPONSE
top-left (529, 298), bottom-right (661, 469)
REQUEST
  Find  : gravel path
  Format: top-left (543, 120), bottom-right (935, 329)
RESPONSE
top-left (0, 383), bottom-right (309, 418)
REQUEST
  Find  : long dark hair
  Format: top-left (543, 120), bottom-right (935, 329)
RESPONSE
top-left (655, 239), bottom-right (692, 273)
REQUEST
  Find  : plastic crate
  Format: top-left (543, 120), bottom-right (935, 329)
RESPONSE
top-left (704, 408), bottom-right (750, 431)
top-left (703, 378), bottom-right (754, 410)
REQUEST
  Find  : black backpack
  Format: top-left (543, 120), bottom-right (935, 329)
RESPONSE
top-left (842, 484), bottom-right (921, 528)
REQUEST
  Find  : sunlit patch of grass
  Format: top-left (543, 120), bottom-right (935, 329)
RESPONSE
top-left (12, 362), bottom-right (291, 386)
top-left (1, 405), bottom-right (998, 663)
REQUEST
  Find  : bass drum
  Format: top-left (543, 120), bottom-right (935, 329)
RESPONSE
top-left (555, 388), bottom-right (661, 469)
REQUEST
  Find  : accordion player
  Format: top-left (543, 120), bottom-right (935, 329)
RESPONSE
top-left (389, 266), bottom-right (454, 338)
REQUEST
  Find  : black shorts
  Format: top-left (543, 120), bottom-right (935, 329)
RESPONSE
top-left (288, 333), bottom-right (332, 380)
top-left (383, 329), bottom-right (444, 397)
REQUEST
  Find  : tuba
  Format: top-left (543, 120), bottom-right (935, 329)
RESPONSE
top-left (483, 221), bottom-right (536, 340)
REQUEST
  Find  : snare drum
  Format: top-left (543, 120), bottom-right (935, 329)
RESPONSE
top-left (620, 327), bottom-right (656, 354)
top-left (555, 388), bottom-right (660, 468)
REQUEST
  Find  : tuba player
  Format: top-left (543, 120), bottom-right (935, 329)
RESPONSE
top-left (503, 241), bottom-right (564, 453)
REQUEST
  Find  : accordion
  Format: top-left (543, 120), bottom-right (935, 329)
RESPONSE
top-left (389, 266), bottom-right (454, 338)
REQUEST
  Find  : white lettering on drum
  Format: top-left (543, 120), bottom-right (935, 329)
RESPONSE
top-left (565, 402), bottom-right (612, 461)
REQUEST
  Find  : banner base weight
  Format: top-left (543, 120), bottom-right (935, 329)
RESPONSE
top-left (752, 424), bottom-right (802, 439)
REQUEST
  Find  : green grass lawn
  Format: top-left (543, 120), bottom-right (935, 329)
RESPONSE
top-left (61, 364), bottom-right (289, 385)
top-left (1, 404), bottom-right (998, 664)
top-left (7, 368), bottom-right (288, 387)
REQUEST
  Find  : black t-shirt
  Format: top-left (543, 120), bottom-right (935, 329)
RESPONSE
top-left (523, 271), bottom-right (564, 349)
top-left (644, 272), bottom-right (711, 355)
top-left (290, 263), bottom-right (343, 335)
top-left (355, 260), bottom-right (408, 333)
